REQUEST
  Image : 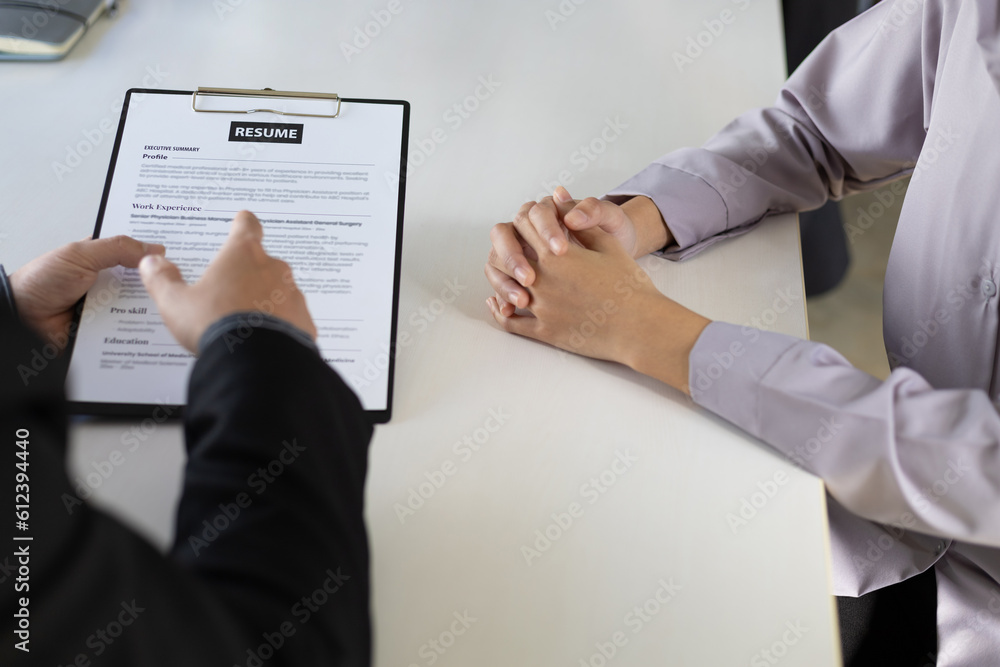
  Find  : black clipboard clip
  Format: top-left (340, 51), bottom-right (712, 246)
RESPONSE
top-left (191, 87), bottom-right (342, 119)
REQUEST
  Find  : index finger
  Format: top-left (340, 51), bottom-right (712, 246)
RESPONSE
top-left (513, 201), bottom-right (555, 259)
top-left (76, 235), bottom-right (166, 271)
top-left (489, 217), bottom-right (535, 286)
top-left (528, 197), bottom-right (571, 255)
top-left (228, 210), bottom-right (264, 243)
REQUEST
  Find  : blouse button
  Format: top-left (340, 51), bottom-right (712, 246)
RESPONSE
top-left (983, 280), bottom-right (997, 298)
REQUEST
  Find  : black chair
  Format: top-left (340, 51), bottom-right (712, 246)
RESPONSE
top-left (783, 0), bottom-right (877, 296)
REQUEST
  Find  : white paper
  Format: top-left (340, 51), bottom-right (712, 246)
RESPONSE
top-left (66, 92), bottom-right (405, 412)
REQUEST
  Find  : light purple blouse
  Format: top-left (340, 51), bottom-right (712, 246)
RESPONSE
top-left (606, 1), bottom-right (1000, 663)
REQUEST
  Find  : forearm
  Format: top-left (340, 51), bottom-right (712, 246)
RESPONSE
top-left (607, 0), bottom-right (930, 260)
top-left (690, 322), bottom-right (1000, 547)
top-left (1, 304), bottom-right (251, 666)
top-left (618, 292), bottom-right (711, 394)
top-left (177, 326), bottom-right (373, 665)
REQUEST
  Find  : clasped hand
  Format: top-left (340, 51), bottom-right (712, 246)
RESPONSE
top-left (484, 188), bottom-right (710, 394)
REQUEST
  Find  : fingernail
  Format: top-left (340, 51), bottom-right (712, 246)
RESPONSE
top-left (554, 186), bottom-right (571, 203)
top-left (507, 291), bottom-right (520, 305)
top-left (486, 298), bottom-right (496, 313)
top-left (566, 210), bottom-right (586, 227)
top-left (549, 237), bottom-right (563, 253)
top-left (514, 267), bottom-right (529, 284)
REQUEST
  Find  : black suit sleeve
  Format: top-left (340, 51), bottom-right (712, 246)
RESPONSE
top-left (176, 326), bottom-right (374, 663)
top-left (0, 304), bottom-right (373, 666)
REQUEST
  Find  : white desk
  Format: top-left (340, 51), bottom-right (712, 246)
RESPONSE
top-left (0, 1), bottom-right (841, 665)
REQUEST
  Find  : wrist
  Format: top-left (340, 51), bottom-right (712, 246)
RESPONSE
top-left (198, 311), bottom-right (319, 356)
top-left (621, 196), bottom-right (673, 258)
top-left (618, 292), bottom-right (711, 394)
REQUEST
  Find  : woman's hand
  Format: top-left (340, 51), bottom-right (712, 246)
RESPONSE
top-left (486, 213), bottom-right (708, 394)
top-left (485, 187), bottom-right (670, 317)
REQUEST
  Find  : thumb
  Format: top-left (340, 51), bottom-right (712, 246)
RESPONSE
top-left (139, 254), bottom-right (188, 310)
top-left (572, 226), bottom-right (626, 255)
top-left (564, 198), bottom-right (632, 237)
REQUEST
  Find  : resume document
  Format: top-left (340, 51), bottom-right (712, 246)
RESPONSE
top-left (66, 91), bottom-right (407, 416)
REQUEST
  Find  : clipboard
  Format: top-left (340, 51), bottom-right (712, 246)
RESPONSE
top-left (65, 87), bottom-right (410, 424)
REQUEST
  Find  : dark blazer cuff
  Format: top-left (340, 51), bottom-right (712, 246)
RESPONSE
top-left (197, 311), bottom-right (319, 356)
top-left (0, 264), bottom-right (18, 320)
